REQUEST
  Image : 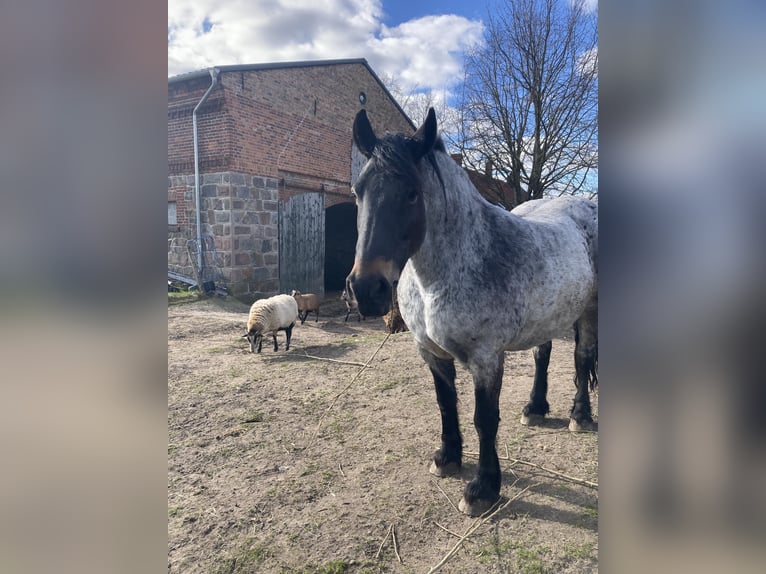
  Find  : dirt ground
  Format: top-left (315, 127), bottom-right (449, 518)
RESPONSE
top-left (168, 294), bottom-right (598, 573)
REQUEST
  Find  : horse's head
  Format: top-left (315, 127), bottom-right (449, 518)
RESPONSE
top-left (346, 108), bottom-right (438, 317)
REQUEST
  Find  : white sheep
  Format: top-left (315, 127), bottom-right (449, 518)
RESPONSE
top-left (341, 288), bottom-right (364, 322)
top-left (290, 290), bottom-right (320, 324)
top-left (243, 294), bottom-right (299, 353)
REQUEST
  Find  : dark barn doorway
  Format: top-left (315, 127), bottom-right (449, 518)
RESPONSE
top-left (324, 202), bottom-right (357, 292)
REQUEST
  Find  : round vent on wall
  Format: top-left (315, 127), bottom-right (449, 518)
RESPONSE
top-left (358, 91), bottom-right (367, 105)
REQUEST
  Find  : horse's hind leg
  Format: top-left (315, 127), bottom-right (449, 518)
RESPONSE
top-left (521, 340), bottom-right (552, 426)
top-left (419, 347), bottom-right (462, 478)
top-left (570, 305), bottom-right (598, 432)
top-left (460, 354), bottom-right (504, 516)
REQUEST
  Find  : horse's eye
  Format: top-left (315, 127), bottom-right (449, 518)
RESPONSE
top-left (407, 190), bottom-right (418, 204)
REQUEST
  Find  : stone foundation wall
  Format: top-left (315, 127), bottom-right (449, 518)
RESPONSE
top-left (168, 171), bottom-right (280, 300)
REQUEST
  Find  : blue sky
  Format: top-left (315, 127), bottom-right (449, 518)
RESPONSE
top-left (168, 0), bottom-right (490, 95)
top-left (168, 0), bottom-right (596, 117)
top-left (380, 0), bottom-right (491, 26)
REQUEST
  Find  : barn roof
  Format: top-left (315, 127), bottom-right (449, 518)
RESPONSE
top-left (168, 58), bottom-right (415, 130)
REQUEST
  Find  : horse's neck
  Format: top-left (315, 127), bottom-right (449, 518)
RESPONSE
top-left (409, 152), bottom-right (503, 281)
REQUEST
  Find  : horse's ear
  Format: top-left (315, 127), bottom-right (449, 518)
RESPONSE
top-left (412, 107), bottom-right (438, 161)
top-left (353, 109), bottom-right (377, 158)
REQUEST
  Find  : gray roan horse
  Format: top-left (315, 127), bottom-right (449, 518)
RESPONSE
top-left (346, 108), bottom-right (598, 516)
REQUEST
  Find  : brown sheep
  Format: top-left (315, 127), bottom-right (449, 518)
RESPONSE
top-left (341, 287), bottom-right (364, 322)
top-left (290, 290), bottom-right (320, 324)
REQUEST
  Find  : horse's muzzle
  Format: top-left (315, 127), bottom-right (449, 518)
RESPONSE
top-left (346, 273), bottom-right (392, 317)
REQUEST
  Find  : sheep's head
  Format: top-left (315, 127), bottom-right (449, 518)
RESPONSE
top-left (243, 331), bottom-right (262, 353)
top-left (291, 290), bottom-right (301, 298)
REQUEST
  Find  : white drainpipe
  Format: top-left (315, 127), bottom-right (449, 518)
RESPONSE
top-left (193, 68), bottom-right (220, 279)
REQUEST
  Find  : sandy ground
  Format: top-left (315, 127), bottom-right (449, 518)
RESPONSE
top-left (168, 295), bottom-right (598, 573)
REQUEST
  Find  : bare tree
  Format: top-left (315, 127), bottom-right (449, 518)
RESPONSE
top-left (452, 0), bottom-right (598, 207)
top-left (379, 73), bottom-right (458, 134)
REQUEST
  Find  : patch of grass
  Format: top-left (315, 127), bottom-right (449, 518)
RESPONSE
top-left (477, 541), bottom-right (548, 574)
top-left (315, 560), bottom-right (349, 574)
top-left (214, 540), bottom-right (271, 574)
top-left (514, 544), bottom-right (546, 574)
top-left (299, 463), bottom-right (320, 477)
top-left (582, 505), bottom-right (598, 520)
top-left (216, 446), bottom-right (238, 460)
top-left (168, 291), bottom-right (201, 305)
top-left (167, 506), bottom-right (181, 518)
top-left (227, 366), bottom-right (245, 377)
top-left (292, 560), bottom-right (356, 574)
top-left (242, 411), bottom-right (267, 423)
top-left (327, 411), bottom-right (356, 436)
top-left (378, 377), bottom-right (407, 391)
top-left (577, 504), bottom-right (598, 528)
top-left (563, 542), bottom-right (594, 560)
top-left (206, 346), bottom-right (226, 354)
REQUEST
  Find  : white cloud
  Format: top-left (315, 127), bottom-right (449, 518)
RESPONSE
top-left (168, 0), bottom-right (483, 96)
top-left (571, 0), bottom-right (598, 13)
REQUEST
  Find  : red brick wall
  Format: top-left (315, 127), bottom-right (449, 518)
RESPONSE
top-left (168, 61), bottom-right (413, 188)
top-left (168, 77), bottom-right (232, 175)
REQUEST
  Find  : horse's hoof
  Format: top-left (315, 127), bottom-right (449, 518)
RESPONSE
top-left (458, 496), bottom-right (496, 517)
top-left (429, 460), bottom-right (460, 478)
top-left (521, 413), bottom-right (545, 426)
top-left (568, 418), bottom-right (597, 432)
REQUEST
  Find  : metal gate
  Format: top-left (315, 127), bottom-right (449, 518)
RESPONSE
top-left (278, 192), bottom-right (325, 297)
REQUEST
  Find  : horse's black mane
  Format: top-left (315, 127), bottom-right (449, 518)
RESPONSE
top-left (372, 133), bottom-right (447, 204)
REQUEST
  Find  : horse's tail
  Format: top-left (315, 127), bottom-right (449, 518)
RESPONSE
top-left (573, 321), bottom-right (598, 392)
top-left (572, 359), bottom-right (598, 391)
top-left (588, 352), bottom-right (598, 392)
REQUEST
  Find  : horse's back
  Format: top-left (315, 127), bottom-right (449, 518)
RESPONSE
top-left (512, 196), bottom-right (598, 274)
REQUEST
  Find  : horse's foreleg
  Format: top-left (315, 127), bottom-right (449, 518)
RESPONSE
top-left (419, 347), bottom-right (462, 478)
top-left (521, 340), bottom-right (552, 426)
top-left (460, 356), bottom-right (504, 516)
top-left (570, 306), bottom-right (598, 432)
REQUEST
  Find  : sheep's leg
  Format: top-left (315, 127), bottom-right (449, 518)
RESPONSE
top-left (257, 335), bottom-right (263, 353)
top-left (344, 308), bottom-right (351, 322)
top-left (285, 323), bottom-right (294, 351)
top-left (300, 311), bottom-right (307, 325)
top-left (420, 347), bottom-right (462, 478)
top-left (460, 354), bottom-right (504, 516)
top-left (272, 331), bottom-right (279, 352)
top-left (314, 309), bottom-right (318, 322)
top-left (521, 340), bottom-right (552, 426)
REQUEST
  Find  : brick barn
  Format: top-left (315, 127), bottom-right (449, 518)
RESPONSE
top-left (167, 59), bottom-right (414, 300)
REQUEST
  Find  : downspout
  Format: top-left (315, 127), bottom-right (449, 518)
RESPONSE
top-left (193, 67), bottom-right (220, 281)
